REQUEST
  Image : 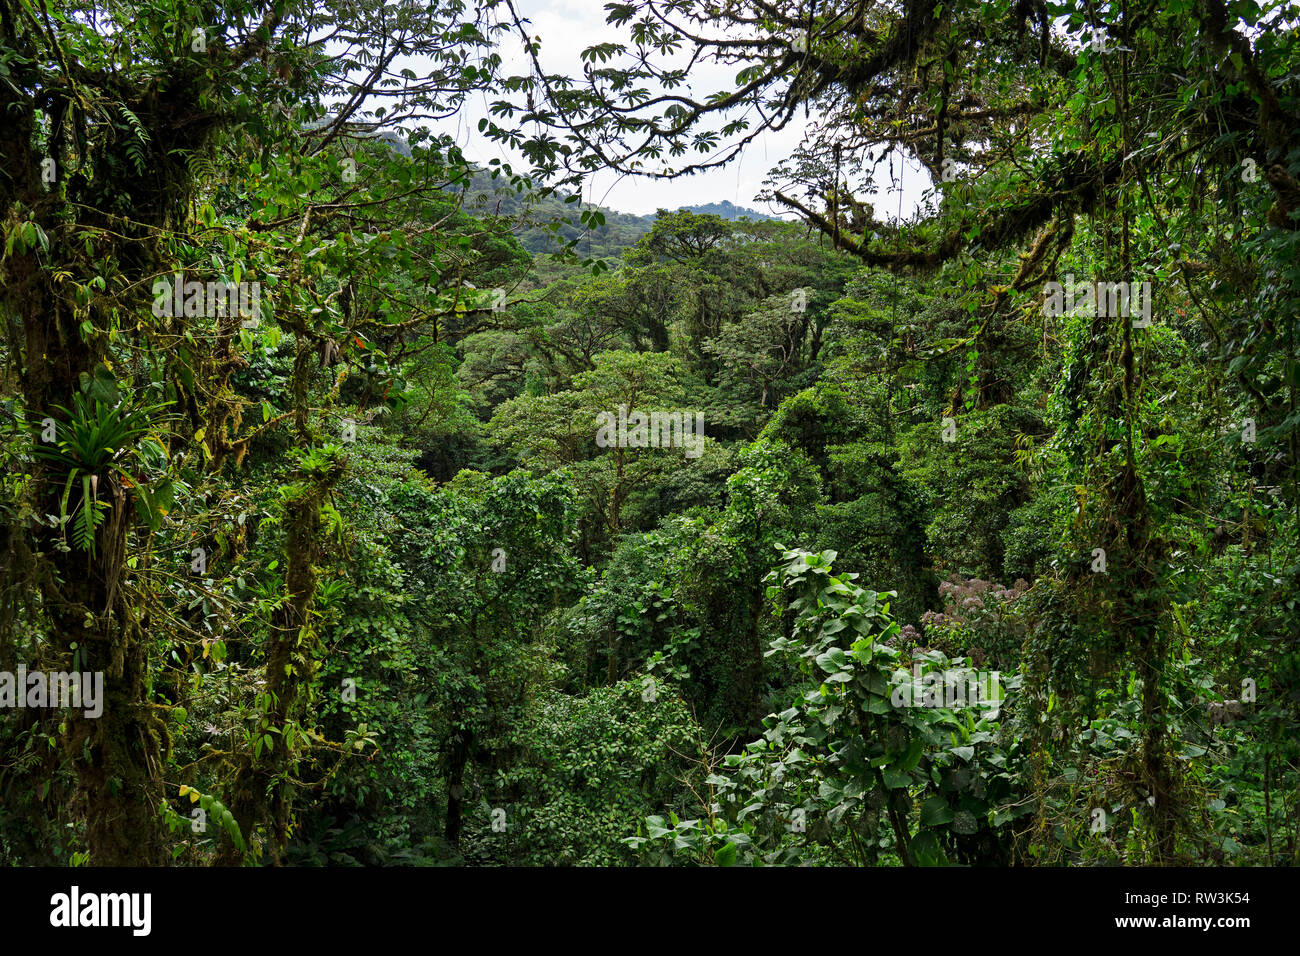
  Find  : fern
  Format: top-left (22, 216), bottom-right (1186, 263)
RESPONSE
top-left (117, 105), bottom-right (150, 175)
top-left (185, 150), bottom-right (220, 183)
top-left (73, 475), bottom-right (97, 554)
top-left (69, 480), bottom-right (110, 556)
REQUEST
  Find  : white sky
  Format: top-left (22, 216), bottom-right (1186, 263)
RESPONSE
top-left (437, 0), bottom-right (930, 219)
top-left (430, 2), bottom-right (1285, 221)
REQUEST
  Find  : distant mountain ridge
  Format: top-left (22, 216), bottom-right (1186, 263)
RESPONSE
top-left (672, 200), bottom-right (779, 222)
top-left (459, 169), bottom-right (779, 257)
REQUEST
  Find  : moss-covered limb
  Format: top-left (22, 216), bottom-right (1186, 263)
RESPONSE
top-left (218, 285), bottom-right (346, 862)
top-left (774, 151), bottom-right (1118, 272)
top-left (0, 0), bottom-right (298, 862)
top-left (216, 454), bottom-right (344, 864)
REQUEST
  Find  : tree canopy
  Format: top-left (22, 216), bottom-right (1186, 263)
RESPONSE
top-left (0, 0), bottom-right (1297, 879)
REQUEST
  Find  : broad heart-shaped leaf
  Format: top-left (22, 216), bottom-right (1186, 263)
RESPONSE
top-left (865, 693), bottom-right (892, 714)
top-left (815, 647), bottom-right (850, 674)
top-left (713, 840), bottom-right (738, 867)
top-left (821, 618), bottom-right (848, 636)
top-left (920, 796), bottom-right (955, 827)
top-left (908, 830), bottom-right (949, 867)
top-left (811, 792), bottom-right (839, 823)
top-left (900, 737), bottom-right (926, 771)
top-left (77, 363), bottom-right (119, 406)
top-left (882, 766), bottom-right (911, 789)
top-left (862, 670), bottom-right (893, 696)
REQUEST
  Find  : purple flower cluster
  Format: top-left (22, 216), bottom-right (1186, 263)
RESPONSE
top-left (922, 574), bottom-right (1027, 629)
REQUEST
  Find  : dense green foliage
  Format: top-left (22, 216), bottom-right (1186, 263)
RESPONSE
top-left (1, 0), bottom-right (1298, 868)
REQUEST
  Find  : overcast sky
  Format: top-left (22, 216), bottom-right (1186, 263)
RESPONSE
top-left (437, 0), bottom-right (930, 219)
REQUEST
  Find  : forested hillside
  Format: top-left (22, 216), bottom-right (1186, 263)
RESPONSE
top-left (1, 0), bottom-right (1298, 873)
top-left (462, 168), bottom-right (780, 256)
